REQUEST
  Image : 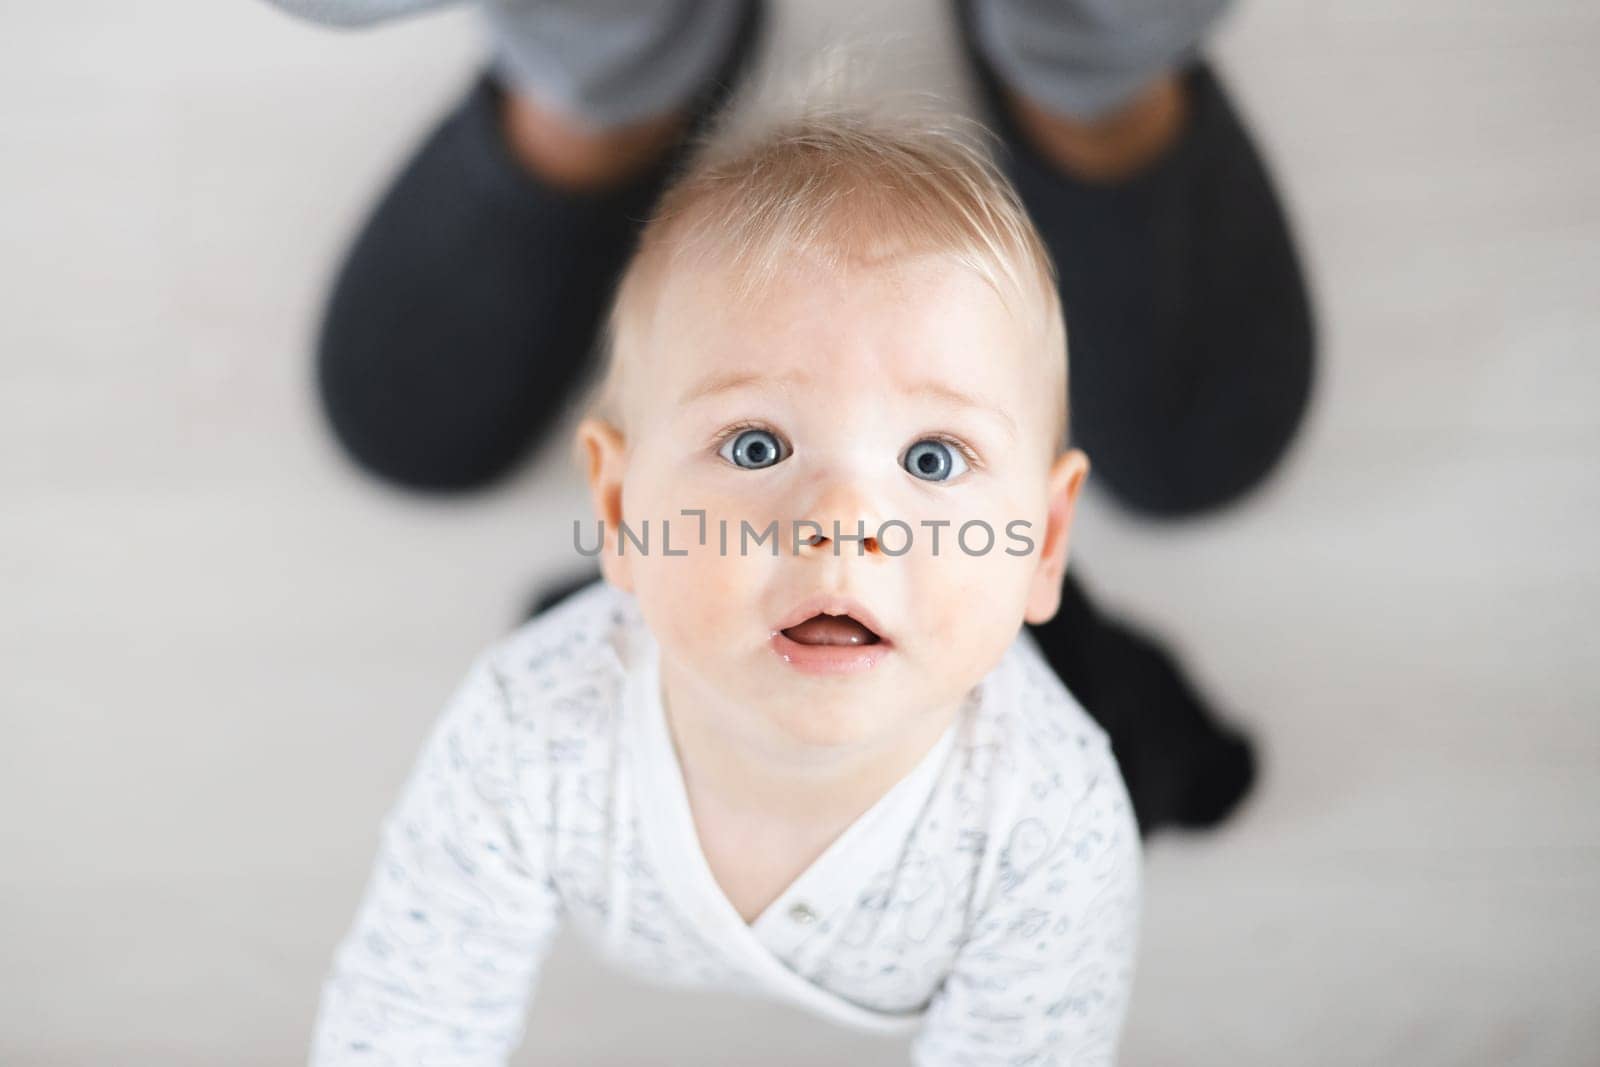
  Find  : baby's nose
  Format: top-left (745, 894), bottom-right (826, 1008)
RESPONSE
top-left (795, 480), bottom-right (888, 558)
top-left (796, 523), bottom-right (885, 557)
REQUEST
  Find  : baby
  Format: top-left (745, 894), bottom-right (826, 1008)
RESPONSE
top-left (312, 102), bottom-right (1142, 1065)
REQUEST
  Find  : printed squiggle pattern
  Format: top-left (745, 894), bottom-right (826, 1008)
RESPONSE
top-left (311, 581), bottom-right (1140, 1065)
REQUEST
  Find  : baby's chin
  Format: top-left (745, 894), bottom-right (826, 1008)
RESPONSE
top-left (725, 655), bottom-right (985, 749)
top-left (749, 686), bottom-right (929, 751)
top-left (656, 617), bottom-right (1006, 749)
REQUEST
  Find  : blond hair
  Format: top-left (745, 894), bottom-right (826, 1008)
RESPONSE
top-left (582, 97), bottom-right (1069, 456)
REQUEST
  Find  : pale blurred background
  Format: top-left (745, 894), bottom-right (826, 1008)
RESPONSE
top-left (3, 1), bottom-right (1598, 1064)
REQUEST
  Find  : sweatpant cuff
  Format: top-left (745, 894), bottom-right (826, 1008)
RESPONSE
top-left (971, 0), bottom-right (1233, 121)
top-left (482, 0), bottom-right (746, 129)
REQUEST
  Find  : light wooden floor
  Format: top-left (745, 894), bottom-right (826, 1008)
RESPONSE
top-left (2, 1), bottom-right (1596, 1064)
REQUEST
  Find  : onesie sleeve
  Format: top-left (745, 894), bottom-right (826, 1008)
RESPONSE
top-left (910, 744), bottom-right (1142, 1067)
top-left (310, 646), bottom-right (564, 1066)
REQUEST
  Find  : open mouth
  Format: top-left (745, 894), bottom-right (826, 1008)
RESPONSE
top-left (770, 597), bottom-right (894, 674)
top-left (780, 612), bottom-right (883, 647)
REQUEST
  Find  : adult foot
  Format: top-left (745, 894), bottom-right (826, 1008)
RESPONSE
top-left (953, 0), bottom-right (1315, 517)
top-left (314, 2), bottom-right (764, 493)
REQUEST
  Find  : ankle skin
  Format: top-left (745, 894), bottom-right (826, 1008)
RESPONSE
top-left (499, 89), bottom-right (688, 192)
top-left (1004, 72), bottom-right (1188, 183)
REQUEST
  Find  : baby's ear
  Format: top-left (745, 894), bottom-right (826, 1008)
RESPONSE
top-left (1023, 448), bottom-right (1089, 625)
top-left (575, 416), bottom-right (633, 593)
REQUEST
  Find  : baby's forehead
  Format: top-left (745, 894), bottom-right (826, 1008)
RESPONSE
top-left (618, 248), bottom-right (1054, 449)
top-left (656, 244), bottom-right (1023, 340)
top-left (651, 249), bottom-right (1027, 378)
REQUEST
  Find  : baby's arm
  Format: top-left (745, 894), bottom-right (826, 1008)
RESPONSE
top-left (311, 648), bottom-right (563, 1066)
top-left (912, 747), bottom-right (1142, 1066)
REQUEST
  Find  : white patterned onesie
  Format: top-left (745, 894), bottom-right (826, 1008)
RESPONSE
top-left (311, 578), bottom-right (1142, 1065)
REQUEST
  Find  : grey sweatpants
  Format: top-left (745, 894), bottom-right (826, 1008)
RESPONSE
top-left (263, 0), bottom-right (1230, 126)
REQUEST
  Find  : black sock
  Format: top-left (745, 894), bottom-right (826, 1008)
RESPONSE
top-left (1026, 572), bottom-right (1257, 836)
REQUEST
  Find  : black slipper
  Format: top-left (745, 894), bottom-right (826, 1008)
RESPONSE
top-left (952, 0), bottom-right (1314, 517)
top-left (315, 1), bottom-right (765, 492)
top-left (526, 568), bottom-right (605, 623)
top-left (1028, 573), bottom-right (1258, 835)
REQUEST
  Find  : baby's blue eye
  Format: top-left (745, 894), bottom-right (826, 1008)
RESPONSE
top-left (720, 428), bottom-right (786, 470)
top-left (904, 439), bottom-right (969, 482)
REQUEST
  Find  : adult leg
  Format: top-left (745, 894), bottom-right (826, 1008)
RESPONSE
top-left (963, 0), bottom-right (1315, 517)
top-left (266, 0), bottom-right (761, 491)
top-left (949, 0), bottom-right (1306, 831)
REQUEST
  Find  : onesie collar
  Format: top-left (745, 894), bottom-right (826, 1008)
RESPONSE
top-left (622, 616), bottom-right (961, 1033)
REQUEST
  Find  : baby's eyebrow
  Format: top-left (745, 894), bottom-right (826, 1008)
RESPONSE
top-left (679, 369), bottom-right (1018, 440)
top-left (903, 379), bottom-right (1019, 441)
top-left (678, 369), bottom-right (810, 406)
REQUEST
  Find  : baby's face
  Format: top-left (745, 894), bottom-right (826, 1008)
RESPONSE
top-left (581, 251), bottom-right (1084, 749)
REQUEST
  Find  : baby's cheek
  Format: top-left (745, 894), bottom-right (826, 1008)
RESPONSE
top-left (655, 552), bottom-right (751, 643)
top-left (914, 552), bottom-right (1030, 656)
